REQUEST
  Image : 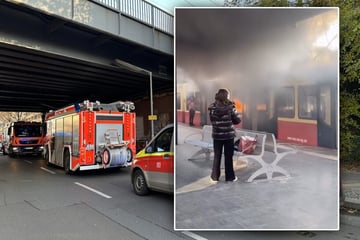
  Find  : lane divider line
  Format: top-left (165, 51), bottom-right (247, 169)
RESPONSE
top-left (74, 182), bottom-right (112, 199)
top-left (182, 231), bottom-right (208, 240)
top-left (40, 167), bottom-right (56, 175)
top-left (24, 160), bottom-right (32, 164)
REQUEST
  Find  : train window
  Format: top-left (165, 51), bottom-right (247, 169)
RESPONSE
top-left (177, 93), bottom-right (181, 110)
top-left (186, 92), bottom-right (200, 111)
top-left (186, 93), bottom-right (195, 111)
top-left (276, 87), bottom-right (295, 118)
top-left (298, 86), bottom-right (317, 120)
top-left (194, 92), bottom-right (201, 111)
top-left (319, 86), bottom-right (331, 126)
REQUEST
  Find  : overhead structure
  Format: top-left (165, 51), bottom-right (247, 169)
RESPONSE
top-left (0, 0), bottom-right (174, 112)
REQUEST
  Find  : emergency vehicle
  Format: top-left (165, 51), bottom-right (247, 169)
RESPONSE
top-left (44, 100), bottom-right (136, 173)
top-left (3, 121), bottom-right (44, 157)
top-left (131, 124), bottom-right (174, 195)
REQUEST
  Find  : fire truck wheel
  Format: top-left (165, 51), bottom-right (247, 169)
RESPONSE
top-left (103, 149), bottom-right (110, 165)
top-left (133, 170), bottom-right (149, 196)
top-left (126, 148), bottom-right (133, 163)
top-left (64, 150), bottom-right (71, 174)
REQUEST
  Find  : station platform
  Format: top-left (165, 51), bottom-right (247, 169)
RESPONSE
top-left (175, 123), bottom-right (358, 230)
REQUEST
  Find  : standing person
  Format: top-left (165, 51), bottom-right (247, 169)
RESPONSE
top-left (188, 97), bottom-right (195, 126)
top-left (208, 89), bottom-right (241, 182)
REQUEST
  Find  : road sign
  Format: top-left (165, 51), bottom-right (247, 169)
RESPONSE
top-left (148, 115), bottom-right (157, 121)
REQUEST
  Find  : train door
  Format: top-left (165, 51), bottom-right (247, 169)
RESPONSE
top-left (317, 84), bottom-right (337, 148)
top-left (257, 89), bottom-right (277, 137)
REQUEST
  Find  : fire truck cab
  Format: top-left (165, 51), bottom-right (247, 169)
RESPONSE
top-left (44, 100), bottom-right (136, 173)
top-left (3, 121), bottom-right (44, 157)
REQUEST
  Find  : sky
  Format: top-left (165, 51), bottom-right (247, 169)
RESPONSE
top-left (175, 8), bottom-right (339, 101)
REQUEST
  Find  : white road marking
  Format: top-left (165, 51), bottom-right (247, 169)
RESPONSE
top-left (74, 182), bottom-right (112, 199)
top-left (182, 231), bottom-right (208, 240)
top-left (40, 167), bottom-right (56, 174)
top-left (24, 160), bottom-right (32, 164)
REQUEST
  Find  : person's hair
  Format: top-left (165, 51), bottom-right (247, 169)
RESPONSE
top-left (215, 89), bottom-right (229, 103)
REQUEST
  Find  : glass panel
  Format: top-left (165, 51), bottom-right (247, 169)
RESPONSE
top-left (177, 93), bottom-right (181, 110)
top-left (153, 127), bottom-right (173, 153)
top-left (319, 86), bottom-right (331, 125)
top-left (186, 91), bottom-right (200, 111)
top-left (276, 87), bottom-right (295, 118)
top-left (14, 125), bottom-right (42, 137)
top-left (299, 86), bottom-right (317, 120)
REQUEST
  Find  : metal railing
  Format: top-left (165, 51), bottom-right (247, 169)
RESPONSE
top-left (153, 7), bottom-right (173, 35)
top-left (96, 0), bottom-right (118, 9)
top-left (120, 0), bottom-right (152, 26)
top-left (92, 0), bottom-right (173, 35)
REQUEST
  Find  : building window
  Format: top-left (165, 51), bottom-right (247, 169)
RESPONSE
top-left (298, 86), bottom-right (317, 120)
top-left (276, 87), bottom-right (295, 118)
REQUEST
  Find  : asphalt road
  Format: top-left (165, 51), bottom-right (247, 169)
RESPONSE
top-left (0, 154), bottom-right (185, 240)
top-left (1, 153), bottom-right (359, 240)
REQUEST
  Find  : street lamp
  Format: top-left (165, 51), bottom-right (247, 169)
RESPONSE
top-left (114, 59), bottom-right (155, 139)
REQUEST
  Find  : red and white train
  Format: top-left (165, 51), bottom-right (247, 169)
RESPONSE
top-left (177, 81), bottom-right (337, 149)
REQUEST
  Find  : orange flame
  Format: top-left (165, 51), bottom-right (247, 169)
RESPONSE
top-left (233, 98), bottom-right (247, 113)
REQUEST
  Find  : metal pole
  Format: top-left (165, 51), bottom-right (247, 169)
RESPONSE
top-left (113, 59), bottom-right (154, 138)
top-left (150, 71), bottom-right (154, 138)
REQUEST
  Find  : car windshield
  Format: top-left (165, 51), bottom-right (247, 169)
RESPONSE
top-left (153, 127), bottom-right (173, 152)
top-left (14, 125), bottom-right (42, 137)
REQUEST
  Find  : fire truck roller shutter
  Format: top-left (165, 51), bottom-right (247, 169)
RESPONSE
top-left (102, 147), bottom-right (128, 166)
top-left (64, 149), bottom-right (71, 173)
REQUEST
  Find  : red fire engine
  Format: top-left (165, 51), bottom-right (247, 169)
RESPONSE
top-left (44, 100), bottom-right (136, 173)
top-left (3, 121), bottom-right (44, 157)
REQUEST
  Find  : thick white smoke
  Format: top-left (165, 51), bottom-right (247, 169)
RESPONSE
top-left (176, 8), bottom-right (338, 103)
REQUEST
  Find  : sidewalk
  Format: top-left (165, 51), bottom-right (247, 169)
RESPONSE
top-left (342, 171), bottom-right (360, 207)
top-left (340, 170), bottom-right (360, 227)
top-left (175, 123), bottom-right (358, 230)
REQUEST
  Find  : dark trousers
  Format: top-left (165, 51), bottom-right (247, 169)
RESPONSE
top-left (189, 109), bottom-right (195, 125)
top-left (211, 138), bottom-right (235, 181)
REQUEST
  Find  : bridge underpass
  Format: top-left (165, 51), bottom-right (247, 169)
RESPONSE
top-left (0, 3), bottom-right (177, 239)
top-left (0, 0), bottom-right (174, 113)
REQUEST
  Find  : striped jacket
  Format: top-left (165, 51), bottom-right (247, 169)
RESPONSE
top-left (208, 101), bottom-right (241, 140)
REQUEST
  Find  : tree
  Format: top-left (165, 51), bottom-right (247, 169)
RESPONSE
top-left (340, 92), bottom-right (360, 160)
top-left (258, 0), bottom-right (290, 6)
top-left (338, 0), bottom-right (360, 161)
top-left (308, 0), bottom-right (334, 6)
top-left (296, 0), bottom-right (304, 6)
top-left (0, 112), bottom-right (41, 124)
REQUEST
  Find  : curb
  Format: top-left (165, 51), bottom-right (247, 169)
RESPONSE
top-left (340, 200), bottom-right (360, 227)
top-left (343, 201), bottom-right (360, 210)
top-left (341, 213), bottom-right (360, 227)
